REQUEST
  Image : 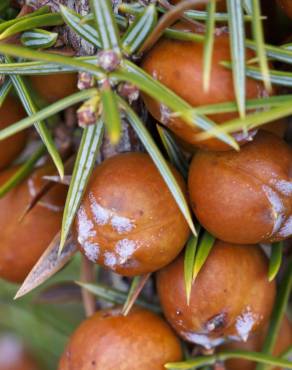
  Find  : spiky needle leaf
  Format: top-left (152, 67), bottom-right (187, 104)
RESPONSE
top-left (122, 5), bottom-right (158, 55)
top-left (119, 96), bottom-right (197, 236)
top-left (0, 5), bottom-right (51, 33)
top-left (21, 28), bottom-right (58, 50)
top-left (6, 56), bottom-right (64, 179)
top-left (100, 80), bottom-right (121, 144)
top-left (90, 0), bottom-right (121, 52)
top-left (268, 242), bottom-right (283, 282)
top-left (203, 0), bottom-right (216, 92)
top-left (256, 261), bottom-right (292, 370)
top-left (250, 0), bottom-right (271, 91)
top-left (157, 125), bottom-right (189, 179)
top-left (193, 230), bottom-right (215, 280)
top-left (227, 0), bottom-right (246, 117)
top-left (15, 232), bottom-right (77, 299)
top-left (0, 13), bottom-right (63, 40)
top-left (0, 145), bottom-right (46, 198)
top-left (60, 121), bottom-right (104, 252)
top-left (165, 350), bottom-right (292, 369)
top-left (184, 231), bottom-right (200, 305)
top-left (60, 5), bottom-right (101, 48)
top-left (0, 89), bottom-right (98, 140)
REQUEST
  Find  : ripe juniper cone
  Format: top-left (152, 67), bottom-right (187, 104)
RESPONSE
top-left (263, 120), bottom-right (287, 138)
top-left (188, 131), bottom-right (292, 244)
top-left (221, 315), bottom-right (292, 370)
top-left (0, 165), bottom-right (67, 283)
top-left (141, 23), bottom-right (268, 151)
top-left (0, 95), bottom-right (27, 170)
top-left (75, 152), bottom-right (190, 275)
top-left (58, 307), bottom-right (182, 370)
top-left (30, 72), bottom-right (78, 103)
top-left (156, 240), bottom-right (276, 349)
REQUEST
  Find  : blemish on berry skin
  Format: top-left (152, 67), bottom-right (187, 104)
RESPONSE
top-left (205, 312), bottom-right (227, 333)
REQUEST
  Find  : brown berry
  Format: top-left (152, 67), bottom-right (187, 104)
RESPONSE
top-left (221, 315), bottom-right (292, 370)
top-left (58, 307), bottom-right (183, 370)
top-left (75, 152), bottom-right (190, 276)
top-left (0, 96), bottom-right (27, 170)
top-left (156, 241), bottom-right (276, 349)
top-left (188, 131), bottom-right (292, 244)
top-left (30, 73), bottom-right (78, 103)
top-left (141, 25), bottom-right (267, 151)
top-left (262, 120), bottom-right (286, 138)
top-left (0, 165), bottom-right (67, 283)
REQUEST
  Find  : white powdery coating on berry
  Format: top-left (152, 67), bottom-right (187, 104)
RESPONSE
top-left (279, 216), bottom-right (292, 238)
top-left (271, 179), bottom-right (292, 196)
top-left (82, 241), bottom-right (100, 262)
top-left (77, 207), bottom-right (96, 245)
top-left (235, 307), bottom-right (258, 342)
top-left (181, 331), bottom-right (224, 350)
top-left (89, 192), bottom-right (110, 225)
top-left (115, 239), bottom-right (137, 264)
top-left (89, 193), bottom-right (135, 234)
top-left (104, 252), bottom-right (117, 268)
top-left (111, 215), bottom-right (134, 234)
top-left (262, 185), bottom-right (285, 235)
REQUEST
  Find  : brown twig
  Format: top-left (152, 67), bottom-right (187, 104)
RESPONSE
top-left (139, 0), bottom-right (210, 54)
top-left (80, 256), bottom-right (97, 317)
top-left (158, 0), bottom-right (206, 29)
top-left (42, 175), bottom-right (72, 185)
top-left (19, 155), bottom-right (75, 221)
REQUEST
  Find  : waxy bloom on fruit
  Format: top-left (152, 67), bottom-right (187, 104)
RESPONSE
top-left (75, 152), bottom-right (190, 276)
top-left (58, 307), bottom-right (182, 370)
top-left (188, 131), bottom-right (292, 244)
top-left (157, 241), bottom-right (276, 349)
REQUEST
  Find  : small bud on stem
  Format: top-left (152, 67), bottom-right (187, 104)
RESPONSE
top-left (97, 50), bottom-right (121, 72)
top-left (78, 72), bottom-right (96, 90)
top-left (77, 95), bottom-right (101, 128)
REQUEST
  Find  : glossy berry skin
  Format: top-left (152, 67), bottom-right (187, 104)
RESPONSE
top-left (188, 131), bottom-right (292, 245)
top-left (263, 120), bottom-right (286, 138)
top-left (141, 27), bottom-right (267, 151)
top-left (0, 335), bottom-right (39, 370)
top-left (0, 96), bottom-right (27, 170)
top-left (156, 241), bottom-right (276, 349)
top-left (0, 166), bottom-right (67, 283)
top-left (30, 73), bottom-right (78, 103)
top-left (58, 307), bottom-right (183, 370)
top-left (75, 152), bottom-right (190, 276)
top-left (277, 0), bottom-right (292, 18)
top-left (221, 315), bottom-right (292, 370)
